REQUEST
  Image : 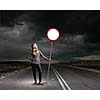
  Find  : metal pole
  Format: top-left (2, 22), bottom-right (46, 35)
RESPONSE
top-left (47, 42), bottom-right (53, 83)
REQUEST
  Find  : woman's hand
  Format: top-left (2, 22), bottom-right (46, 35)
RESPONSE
top-left (49, 58), bottom-right (51, 61)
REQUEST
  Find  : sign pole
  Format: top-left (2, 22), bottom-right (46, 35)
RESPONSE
top-left (47, 42), bottom-right (53, 83)
top-left (46, 28), bottom-right (60, 84)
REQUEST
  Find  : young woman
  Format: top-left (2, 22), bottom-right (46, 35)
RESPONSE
top-left (27, 43), bottom-right (50, 85)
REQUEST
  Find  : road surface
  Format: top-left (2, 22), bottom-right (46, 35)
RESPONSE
top-left (0, 64), bottom-right (100, 90)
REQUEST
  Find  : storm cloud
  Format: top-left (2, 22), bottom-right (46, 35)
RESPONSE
top-left (0, 23), bottom-right (35, 60)
top-left (36, 33), bottom-right (87, 60)
top-left (1, 10), bottom-right (100, 61)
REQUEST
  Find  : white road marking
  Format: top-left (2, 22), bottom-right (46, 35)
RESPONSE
top-left (52, 67), bottom-right (66, 90)
top-left (52, 67), bottom-right (71, 90)
top-left (55, 70), bottom-right (71, 90)
top-left (67, 65), bottom-right (100, 73)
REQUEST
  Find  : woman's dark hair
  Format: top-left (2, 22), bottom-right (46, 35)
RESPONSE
top-left (31, 44), bottom-right (33, 49)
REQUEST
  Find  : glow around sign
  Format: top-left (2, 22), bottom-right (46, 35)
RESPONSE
top-left (46, 28), bottom-right (60, 42)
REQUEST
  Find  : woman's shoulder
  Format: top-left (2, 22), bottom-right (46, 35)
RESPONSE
top-left (39, 49), bottom-right (41, 52)
top-left (38, 50), bottom-right (43, 54)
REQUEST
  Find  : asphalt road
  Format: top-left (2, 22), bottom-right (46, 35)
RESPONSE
top-left (0, 64), bottom-right (100, 90)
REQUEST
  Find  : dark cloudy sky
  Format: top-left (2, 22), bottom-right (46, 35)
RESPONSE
top-left (0, 10), bottom-right (100, 61)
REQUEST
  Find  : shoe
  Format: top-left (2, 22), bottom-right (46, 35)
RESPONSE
top-left (37, 82), bottom-right (43, 85)
top-left (34, 82), bottom-right (37, 85)
top-left (32, 82), bottom-right (37, 85)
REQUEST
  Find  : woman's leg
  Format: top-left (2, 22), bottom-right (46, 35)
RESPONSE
top-left (31, 64), bottom-right (37, 84)
top-left (36, 64), bottom-right (42, 84)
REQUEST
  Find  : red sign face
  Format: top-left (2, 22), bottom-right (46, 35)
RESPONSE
top-left (46, 28), bottom-right (60, 42)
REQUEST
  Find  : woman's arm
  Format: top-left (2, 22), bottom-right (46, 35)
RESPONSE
top-left (39, 50), bottom-right (50, 61)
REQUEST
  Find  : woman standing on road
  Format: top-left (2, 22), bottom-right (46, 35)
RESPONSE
top-left (27, 43), bottom-right (50, 85)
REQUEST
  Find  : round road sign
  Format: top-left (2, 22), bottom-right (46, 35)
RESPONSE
top-left (46, 28), bottom-right (60, 42)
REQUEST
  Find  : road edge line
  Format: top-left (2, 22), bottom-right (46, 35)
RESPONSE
top-left (52, 67), bottom-right (67, 90)
top-left (67, 65), bottom-right (100, 73)
top-left (52, 67), bottom-right (71, 90)
top-left (55, 69), bottom-right (71, 90)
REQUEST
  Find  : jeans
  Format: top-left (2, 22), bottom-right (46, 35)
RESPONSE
top-left (31, 63), bottom-right (42, 83)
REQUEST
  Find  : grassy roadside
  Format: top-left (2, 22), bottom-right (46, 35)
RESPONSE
top-left (56, 60), bottom-right (100, 71)
top-left (0, 61), bottom-right (30, 78)
top-left (0, 60), bottom-right (100, 78)
top-left (0, 60), bottom-right (59, 78)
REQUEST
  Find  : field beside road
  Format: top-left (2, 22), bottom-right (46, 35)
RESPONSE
top-left (57, 60), bottom-right (100, 71)
top-left (0, 61), bottom-right (30, 78)
top-left (0, 60), bottom-right (100, 78)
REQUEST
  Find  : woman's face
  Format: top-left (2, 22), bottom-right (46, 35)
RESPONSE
top-left (33, 45), bottom-right (38, 52)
